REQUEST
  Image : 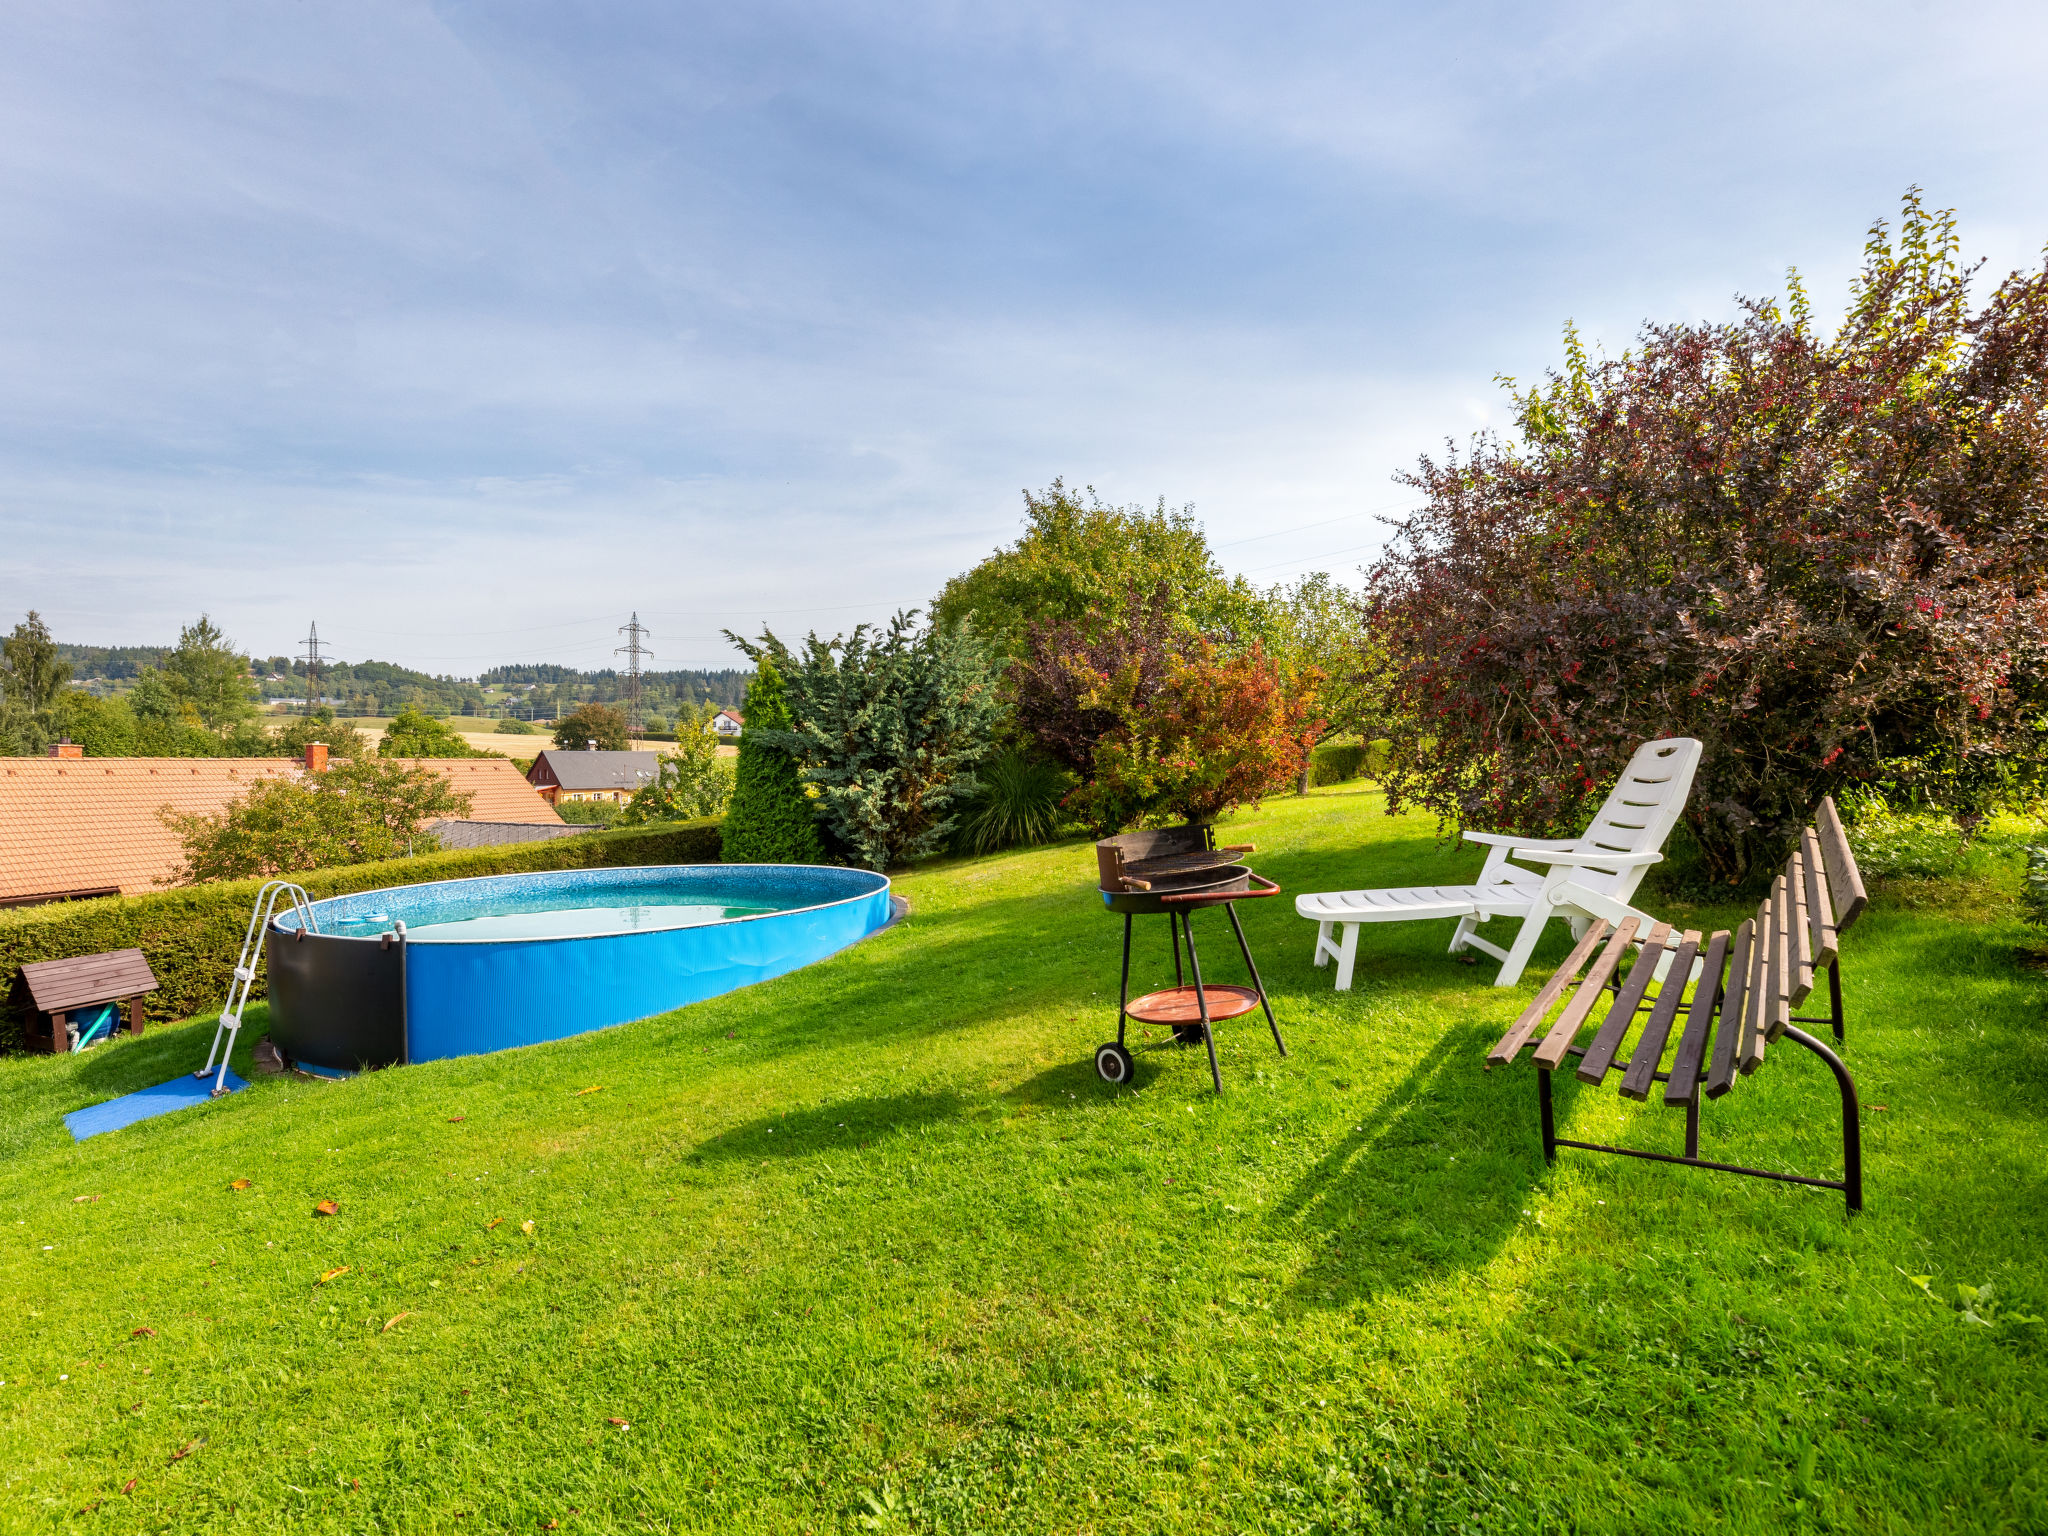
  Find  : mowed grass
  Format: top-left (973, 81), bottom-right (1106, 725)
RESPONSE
top-left (1, 788), bottom-right (2045, 1533)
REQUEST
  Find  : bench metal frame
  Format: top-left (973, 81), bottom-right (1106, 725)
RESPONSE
top-left (1536, 959), bottom-right (1861, 1212)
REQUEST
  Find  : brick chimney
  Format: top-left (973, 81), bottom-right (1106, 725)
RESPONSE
top-left (305, 742), bottom-right (329, 774)
top-left (48, 739), bottom-right (82, 759)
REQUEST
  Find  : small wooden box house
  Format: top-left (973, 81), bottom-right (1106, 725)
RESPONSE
top-left (18, 949), bottom-right (158, 1054)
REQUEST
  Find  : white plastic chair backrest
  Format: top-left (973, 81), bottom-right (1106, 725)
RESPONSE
top-left (1561, 737), bottom-right (1703, 897)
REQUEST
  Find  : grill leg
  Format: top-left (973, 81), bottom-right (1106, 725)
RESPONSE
top-left (1171, 912), bottom-right (1184, 987)
top-left (1828, 959), bottom-right (1845, 1045)
top-left (1538, 1069), bottom-right (1556, 1163)
top-left (1685, 1086), bottom-right (1701, 1159)
top-left (1224, 900), bottom-right (1286, 1058)
top-left (1117, 913), bottom-right (1133, 1048)
top-left (1183, 910), bottom-right (1223, 1093)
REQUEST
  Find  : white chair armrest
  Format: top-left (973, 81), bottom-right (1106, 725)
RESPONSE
top-left (1461, 831), bottom-right (1578, 850)
top-left (1518, 848), bottom-right (1664, 868)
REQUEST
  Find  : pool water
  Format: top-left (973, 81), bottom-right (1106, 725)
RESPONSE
top-left (331, 892), bottom-right (789, 942)
top-left (399, 901), bottom-right (782, 942)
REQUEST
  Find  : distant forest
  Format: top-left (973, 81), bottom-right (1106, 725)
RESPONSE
top-left (59, 643), bottom-right (748, 721)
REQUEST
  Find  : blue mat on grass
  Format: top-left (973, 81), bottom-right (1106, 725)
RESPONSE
top-left (65, 1072), bottom-right (249, 1141)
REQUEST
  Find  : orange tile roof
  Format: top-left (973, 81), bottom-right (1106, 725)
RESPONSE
top-left (0, 757), bottom-right (562, 905)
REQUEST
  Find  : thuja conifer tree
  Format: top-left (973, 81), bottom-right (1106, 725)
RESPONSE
top-left (719, 655), bottom-right (824, 864)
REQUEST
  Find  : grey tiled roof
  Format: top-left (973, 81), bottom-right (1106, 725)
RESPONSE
top-left (528, 749), bottom-right (665, 792)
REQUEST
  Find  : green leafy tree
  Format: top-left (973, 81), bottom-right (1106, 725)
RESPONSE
top-left (128, 666), bottom-right (221, 756)
top-left (494, 717), bottom-right (536, 734)
top-left (1257, 572), bottom-right (1379, 792)
top-left (2, 611), bottom-right (69, 715)
top-left (381, 705), bottom-right (489, 758)
top-left (46, 690), bottom-right (137, 757)
top-left (617, 724), bottom-right (735, 824)
top-left (275, 707), bottom-right (369, 760)
top-left (933, 479), bottom-right (1264, 663)
top-left (163, 615), bottom-right (257, 731)
top-left (731, 612), bottom-right (999, 871)
top-left (552, 701), bottom-right (630, 752)
top-left (716, 654), bottom-right (825, 864)
top-left (161, 758), bottom-right (475, 883)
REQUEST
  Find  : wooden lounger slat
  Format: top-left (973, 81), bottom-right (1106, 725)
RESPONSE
top-left (1619, 929), bottom-right (1701, 1101)
top-left (1486, 919), bottom-right (1613, 1064)
top-left (1785, 847), bottom-right (1815, 1005)
top-left (1815, 796), bottom-right (1869, 934)
top-left (1532, 917), bottom-right (1642, 1070)
top-left (1766, 872), bottom-right (1794, 1043)
top-left (1577, 922), bottom-right (1673, 1085)
top-left (1662, 929), bottom-right (1730, 1107)
top-left (1801, 827), bottom-right (1840, 972)
top-left (1739, 889), bottom-right (1774, 1074)
top-left (1706, 919), bottom-right (1753, 1098)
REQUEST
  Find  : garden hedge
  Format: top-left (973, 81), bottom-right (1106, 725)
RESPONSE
top-left (1309, 738), bottom-right (1389, 786)
top-left (0, 817), bottom-right (722, 1051)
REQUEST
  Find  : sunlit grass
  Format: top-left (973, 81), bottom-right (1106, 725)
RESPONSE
top-left (1, 786), bottom-right (2043, 1532)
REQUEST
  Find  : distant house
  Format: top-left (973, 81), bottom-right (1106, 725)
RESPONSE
top-left (710, 709), bottom-right (744, 737)
top-left (525, 748), bottom-right (665, 806)
top-left (0, 744), bottom-right (563, 908)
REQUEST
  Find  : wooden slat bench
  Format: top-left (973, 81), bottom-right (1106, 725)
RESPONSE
top-left (1484, 796), bottom-right (1870, 1213)
top-left (19, 949), bottom-right (159, 1055)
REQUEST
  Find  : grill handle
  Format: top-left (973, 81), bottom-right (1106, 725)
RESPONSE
top-left (1160, 874), bottom-right (1281, 906)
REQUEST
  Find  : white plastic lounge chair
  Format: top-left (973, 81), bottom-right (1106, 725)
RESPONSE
top-left (1297, 737), bottom-right (1703, 989)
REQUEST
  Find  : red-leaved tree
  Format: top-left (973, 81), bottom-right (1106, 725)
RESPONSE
top-left (1364, 192), bottom-right (2048, 884)
top-left (1012, 590), bottom-right (1322, 832)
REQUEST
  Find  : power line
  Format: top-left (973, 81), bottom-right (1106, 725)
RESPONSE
top-left (1214, 498), bottom-right (1424, 549)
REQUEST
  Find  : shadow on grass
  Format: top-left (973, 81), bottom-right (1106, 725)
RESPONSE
top-left (688, 1091), bottom-right (966, 1162)
top-left (1272, 1023), bottom-right (1544, 1309)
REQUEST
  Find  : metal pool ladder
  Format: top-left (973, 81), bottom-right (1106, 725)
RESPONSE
top-left (197, 881), bottom-right (318, 1098)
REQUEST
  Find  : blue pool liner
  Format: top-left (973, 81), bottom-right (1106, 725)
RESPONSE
top-left (274, 864), bottom-right (892, 1066)
top-left (65, 1072), bottom-right (250, 1141)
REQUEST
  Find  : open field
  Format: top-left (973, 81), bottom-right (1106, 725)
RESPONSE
top-left (2, 787), bottom-right (2044, 1531)
top-left (255, 716), bottom-right (734, 760)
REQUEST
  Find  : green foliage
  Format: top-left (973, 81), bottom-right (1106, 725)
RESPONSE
top-left (1309, 738), bottom-right (1368, 786)
top-left (0, 818), bottom-right (721, 1048)
top-left (380, 705), bottom-right (490, 759)
top-left (161, 758), bottom-right (478, 883)
top-left (717, 656), bottom-right (825, 865)
top-left (932, 479), bottom-right (1265, 663)
top-left (2018, 845), bottom-right (2048, 932)
top-left (732, 613), bottom-right (999, 870)
top-left (1, 611), bottom-right (68, 715)
top-left (163, 615), bottom-right (257, 731)
top-left (272, 708), bottom-right (369, 761)
top-left (953, 749), bottom-right (1074, 855)
top-left (1840, 789), bottom-right (1973, 880)
top-left (554, 800), bottom-right (624, 826)
top-left (45, 689), bottom-right (136, 757)
top-left (553, 702), bottom-right (630, 752)
top-left (641, 712), bottom-right (668, 734)
top-left (493, 717), bottom-right (536, 735)
top-left (618, 724), bottom-right (735, 825)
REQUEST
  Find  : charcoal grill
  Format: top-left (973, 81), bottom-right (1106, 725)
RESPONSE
top-left (1094, 824), bottom-right (1285, 1092)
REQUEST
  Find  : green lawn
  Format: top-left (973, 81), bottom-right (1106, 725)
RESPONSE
top-left (3, 787), bottom-right (2044, 1533)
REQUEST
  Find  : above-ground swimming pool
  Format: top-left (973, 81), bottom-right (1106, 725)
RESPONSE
top-left (265, 864), bottom-right (894, 1071)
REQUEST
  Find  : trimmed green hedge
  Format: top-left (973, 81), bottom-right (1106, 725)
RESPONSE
top-left (0, 818), bottom-right (722, 1051)
top-left (1309, 738), bottom-right (1389, 787)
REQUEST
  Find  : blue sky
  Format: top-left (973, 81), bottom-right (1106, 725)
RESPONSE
top-left (3, 1), bottom-right (2045, 672)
